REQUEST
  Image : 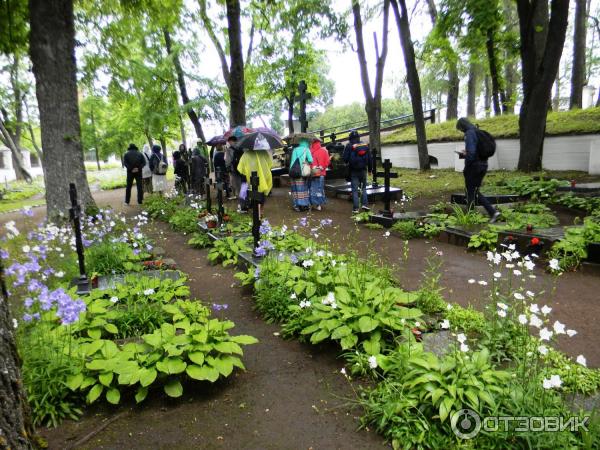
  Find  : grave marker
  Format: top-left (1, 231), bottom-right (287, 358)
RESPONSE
top-left (215, 167), bottom-right (225, 226)
top-left (376, 159), bottom-right (398, 217)
top-left (68, 183), bottom-right (90, 295)
top-left (296, 80), bottom-right (312, 133)
top-left (250, 171), bottom-right (261, 254)
top-left (205, 160), bottom-right (212, 213)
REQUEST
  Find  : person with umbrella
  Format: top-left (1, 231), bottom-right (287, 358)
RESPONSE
top-left (236, 132), bottom-right (274, 219)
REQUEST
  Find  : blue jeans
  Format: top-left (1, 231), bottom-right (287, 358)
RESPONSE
top-left (350, 171), bottom-right (368, 210)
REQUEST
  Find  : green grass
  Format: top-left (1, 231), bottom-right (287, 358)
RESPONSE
top-left (389, 169), bottom-right (592, 199)
top-left (383, 107), bottom-right (600, 144)
top-left (85, 161), bottom-right (122, 171)
top-left (0, 197), bottom-right (45, 214)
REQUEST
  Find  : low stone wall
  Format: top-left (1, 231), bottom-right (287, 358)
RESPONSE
top-left (381, 134), bottom-right (600, 174)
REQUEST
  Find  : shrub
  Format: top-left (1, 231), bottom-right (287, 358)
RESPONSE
top-left (86, 241), bottom-right (143, 276)
top-left (391, 220), bottom-right (423, 239)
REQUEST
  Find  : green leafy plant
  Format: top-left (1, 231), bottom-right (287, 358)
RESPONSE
top-left (207, 236), bottom-right (252, 267)
top-left (86, 241), bottom-right (144, 276)
top-left (548, 217), bottom-right (600, 270)
top-left (365, 222), bottom-right (384, 230)
top-left (468, 228), bottom-right (499, 250)
top-left (444, 305), bottom-right (487, 335)
top-left (391, 220), bottom-right (423, 239)
top-left (143, 194), bottom-right (179, 220)
top-left (169, 207), bottom-right (200, 233)
top-left (188, 232), bottom-right (214, 249)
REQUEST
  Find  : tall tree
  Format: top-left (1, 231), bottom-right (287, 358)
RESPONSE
top-left (226, 0), bottom-right (245, 126)
top-left (570, 0), bottom-right (587, 108)
top-left (516, 0), bottom-right (570, 172)
top-left (29, 0), bottom-right (95, 217)
top-left (466, 61), bottom-right (478, 117)
top-left (426, 0), bottom-right (459, 120)
top-left (0, 259), bottom-right (36, 450)
top-left (163, 29), bottom-right (206, 142)
top-left (391, 0), bottom-right (430, 170)
top-left (351, 0), bottom-right (390, 173)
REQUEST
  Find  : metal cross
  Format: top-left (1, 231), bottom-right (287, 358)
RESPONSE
top-left (376, 159), bottom-right (398, 217)
top-left (250, 171), bottom-right (261, 253)
top-left (68, 183), bottom-right (90, 294)
top-left (296, 80), bottom-right (312, 133)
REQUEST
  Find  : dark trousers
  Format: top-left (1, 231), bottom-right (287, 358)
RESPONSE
top-left (350, 170), bottom-right (368, 210)
top-left (125, 171), bottom-right (143, 204)
top-left (464, 164), bottom-right (495, 217)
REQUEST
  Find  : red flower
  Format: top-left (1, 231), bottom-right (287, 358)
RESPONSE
top-left (531, 237), bottom-right (540, 245)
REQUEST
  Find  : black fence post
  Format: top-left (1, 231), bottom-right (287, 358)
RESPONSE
top-left (215, 167), bottom-right (224, 226)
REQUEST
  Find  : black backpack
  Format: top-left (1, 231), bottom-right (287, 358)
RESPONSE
top-left (475, 128), bottom-right (496, 160)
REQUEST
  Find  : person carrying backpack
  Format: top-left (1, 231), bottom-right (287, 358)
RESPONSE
top-left (343, 130), bottom-right (372, 214)
top-left (456, 118), bottom-right (500, 223)
top-left (122, 143), bottom-right (146, 205)
top-left (141, 145), bottom-right (153, 194)
top-left (288, 139), bottom-right (313, 212)
top-left (149, 144), bottom-right (168, 195)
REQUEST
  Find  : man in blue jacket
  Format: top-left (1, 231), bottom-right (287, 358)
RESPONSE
top-left (343, 130), bottom-right (373, 214)
top-left (456, 118), bottom-right (500, 223)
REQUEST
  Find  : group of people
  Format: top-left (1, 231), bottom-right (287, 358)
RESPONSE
top-left (123, 117), bottom-right (498, 221)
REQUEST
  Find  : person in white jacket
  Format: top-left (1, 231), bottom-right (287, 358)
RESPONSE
top-left (141, 145), bottom-right (153, 193)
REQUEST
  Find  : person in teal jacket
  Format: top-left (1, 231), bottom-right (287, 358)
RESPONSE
top-left (289, 139), bottom-right (313, 212)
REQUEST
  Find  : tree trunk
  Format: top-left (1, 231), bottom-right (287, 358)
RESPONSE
top-left (391, 0), bottom-right (429, 170)
top-left (0, 259), bottom-right (37, 449)
top-left (29, 0), bottom-right (95, 218)
top-left (160, 137), bottom-right (167, 155)
top-left (552, 74), bottom-right (561, 110)
top-left (504, 62), bottom-right (517, 114)
top-left (0, 118), bottom-right (32, 182)
top-left (352, 0), bottom-right (390, 178)
top-left (569, 0), bottom-right (587, 109)
top-left (226, 0), bottom-right (246, 127)
top-left (484, 75), bottom-right (491, 117)
top-left (486, 30), bottom-right (505, 115)
top-left (179, 114), bottom-right (187, 149)
top-left (446, 66), bottom-right (459, 120)
top-left (286, 95), bottom-right (295, 135)
top-left (467, 61), bottom-right (477, 117)
top-left (90, 106), bottom-right (101, 170)
top-left (517, 0), bottom-right (570, 172)
top-left (163, 29), bottom-right (206, 142)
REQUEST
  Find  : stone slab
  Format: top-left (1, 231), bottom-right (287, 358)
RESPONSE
top-left (326, 182), bottom-right (403, 201)
top-left (557, 182), bottom-right (600, 193)
top-left (422, 330), bottom-right (454, 358)
top-left (370, 210), bottom-right (429, 228)
top-left (96, 269), bottom-right (182, 291)
top-left (451, 193), bottom-right (523, 205)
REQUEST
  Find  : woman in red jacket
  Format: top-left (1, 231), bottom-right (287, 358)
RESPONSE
top-left (308, 139), bottom-right (331, 211)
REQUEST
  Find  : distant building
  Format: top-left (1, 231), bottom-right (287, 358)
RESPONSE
top-left (0, 147), bottom-right (44, 182)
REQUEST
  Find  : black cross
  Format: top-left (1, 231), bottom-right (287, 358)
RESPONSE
top-left (296, 80), bottom-right (312, 133)
top-left (250, 171), bottom-right (261, 254)
top-left (68, 183), bottom-right (90, 294)
top-left (215, 167), bottom-right (225, 226)
top-left (376, 159), bottom-right (398, 217)
top-left (204, 160), bottom-right (212, 213)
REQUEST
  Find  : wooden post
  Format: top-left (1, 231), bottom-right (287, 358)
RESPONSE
top-left (376, 159), bottom-right (398, 217)
top-left (68, 183), bottom-right (90, 294)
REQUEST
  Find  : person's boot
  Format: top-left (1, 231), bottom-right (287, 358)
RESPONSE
top-left (489, 211), bottom-right (501, 223)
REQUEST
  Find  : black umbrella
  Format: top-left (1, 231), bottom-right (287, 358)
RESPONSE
top-left (206, 135), bottom-right (226, 146)
top-left (237, 131), bottom-right (283, 150)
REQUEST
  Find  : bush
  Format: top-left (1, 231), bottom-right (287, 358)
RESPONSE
top-left (86, 241), bottom-right (143, 276)
top-left (391, 220), bottom-right (423, 239)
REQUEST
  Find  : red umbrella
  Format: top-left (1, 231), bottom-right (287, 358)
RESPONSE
top-left (223, 126), bottom-right (253, 140)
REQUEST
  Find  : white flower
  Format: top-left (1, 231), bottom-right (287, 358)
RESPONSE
top-left (22, 245), bottom-right (31, 253)
top-left (514, 293), bottom-right (525, 300)
top-left (446, 304), bottom-right (453, 310)
top-left (542, 378), bottom-right (553, 389)
top-left (440, 319), bottom-right (450, 329)
top-left (299, 300), bottom-right (312, 308)
top-left (110, 296), bottom-right (119, 303)
top-left (576, 355), bottom-right (587, 367)
top-left (549, 259), bottom-right (561, 271)
top-left (143, 288), bottom-right (155, 296)
top-left (497, 302), bottom-right (508, 310)
top-left (541, 305), bottom-right (552, 315)
top-left (525, 260), bottom-right (535, 271)
top-left (508, 244), bottom-right (516, 251)
top-left (518, 314), bottom-right (528, 325)
top-left (468, 279), bottom-right (476, 284)
top-left (414, 321), bottom-right (421, 328)
top-left (302, 259), bottom-right (314, 268)
top-left (368, 356), bottom-right (378, 369)
top-left (505, 263), bottom-right (515, 269)
top-left (12, 318), bottom-right (18, 329)
top-left (291, 293), bottom-right (297, 299)
top-left (529, 304), bottom-right (540, 313)
top-left (316, 250), bottom-right (325, 257)
top-left (330, 302), bottom-right (338, 309)
top-left (538, 345), bottom-right (548, 355)
top-left (539, 327), bottom-right (553, 341)
top-left (325, 292), bottom-right (335, 304)
top-left (511, 251), bottom-right (520, 260)
top-left (497, 310), bottom-right (507, 318)
top-left (486, 251), bottom-right (494, 262)
top-left (5, 221), bottom-right (20, 237)
top-left (529, 274), bottom-right (537, 279)
top-left (513, 269), bottom-right (522, 276)
top-left (460, 343), bottom-right (469, 352)
top-left (529, 315), bottom-right (543, 328)
top-left (493, 253), bottom-right (502, 265)
top-left (549, 374), bottom-right (562, 388)
top-left (567, 329), bottom-right (577, 337)
top-left (478, 280), bottom-right (488, 286)
top-left (55, 271), bottom-right (65, 278)
top-left (553, 321), bottom-right (566, 335)
top-left (340, 367), bottom-right (347, 375)
top-left (457, 333), bottom-right (467, 344)
top-left (493, 272), bottom-right (502, 279)
top-left (384, 231), bottom-right (390, 238)
top-left (526, 290), bottom-right (535, 298)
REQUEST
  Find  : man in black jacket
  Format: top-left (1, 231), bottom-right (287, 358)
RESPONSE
top-left (123, 143), bottom-right (146, 205)
top-left (190, 147), bottom-right (207, 196)
top-left (342, 130), bottom-right (373, 213)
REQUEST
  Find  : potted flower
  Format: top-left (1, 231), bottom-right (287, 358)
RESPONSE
top-left (205, 214), bottom-right (218, 228)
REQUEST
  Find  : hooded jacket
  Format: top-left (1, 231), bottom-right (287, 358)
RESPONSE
top-left (123, 145), bottom-right (146, 173)
top-left (309, 140), bottom-right (331, 177)
top-left (191, 149), bottom-right (207, 182)
top-left (343, 134), bottom-right (372, 173)
top-left (457, 118), bottom-right (483, 167)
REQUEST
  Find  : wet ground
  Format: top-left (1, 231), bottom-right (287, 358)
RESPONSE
top-left (2, 183), bottom-right (600, 449)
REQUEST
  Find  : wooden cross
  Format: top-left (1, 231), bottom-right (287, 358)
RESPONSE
top-left (376, 159), bottom-right (398, 217)
top-left (296, 80), bottom-right (312, 133)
